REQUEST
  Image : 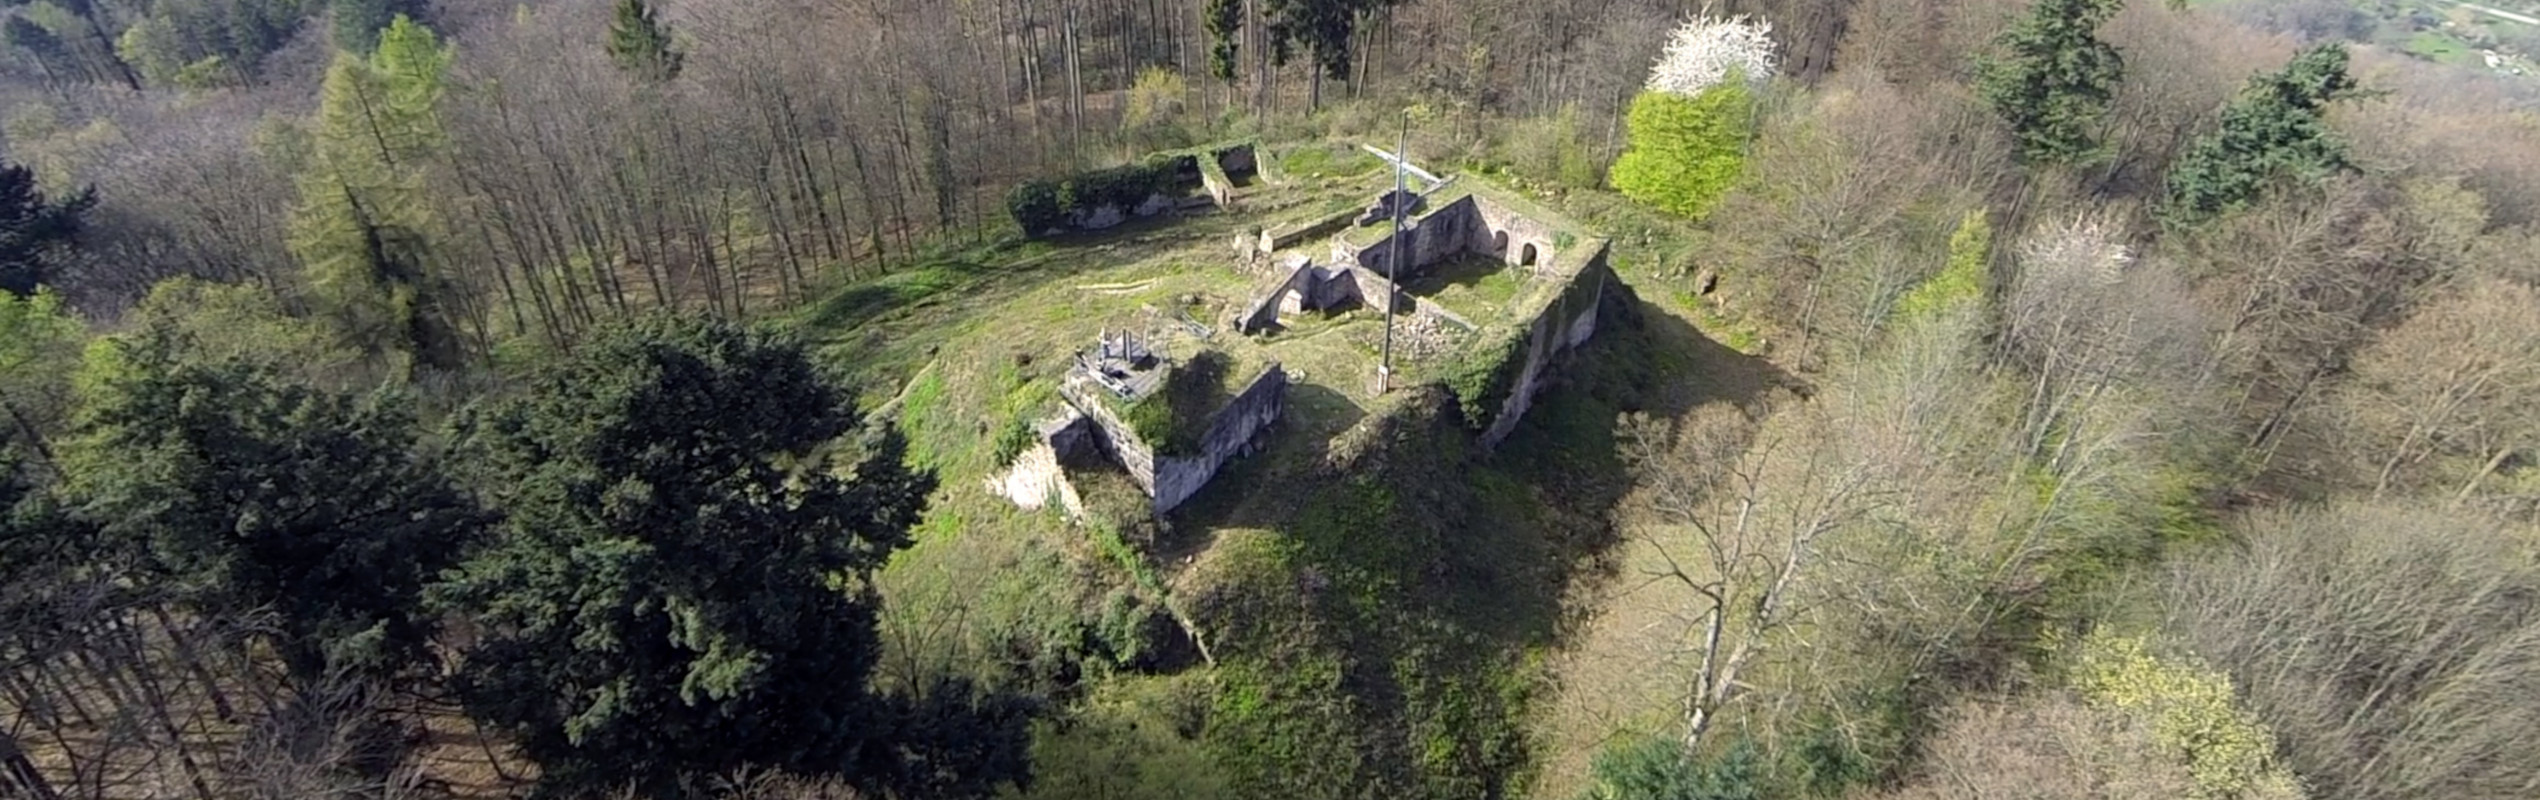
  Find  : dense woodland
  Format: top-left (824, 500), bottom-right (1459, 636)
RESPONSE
top-left (1, 0), bottom-right (2538, 797)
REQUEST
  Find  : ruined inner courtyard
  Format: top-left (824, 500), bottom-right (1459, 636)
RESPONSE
top-left (970, 141), bottom-right (1619, 518)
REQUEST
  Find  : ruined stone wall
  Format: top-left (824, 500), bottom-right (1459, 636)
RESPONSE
top-left (1329, 192), bottom-right (1568, 279)
top-left (989, 413), bottom-right (1095, 518)
top-left (1062, 378), bottom-right (1162, 495)
top-left (1056, 364), bottom-right (1289, 515)
top-left (1331, 195), bottom-right (1481, 279)
top-left (1467, 195), bottom-right (1567, 274)
top-left (1478, 243), bottom-right (1615, 448)
top-left (1149, 364), bottom-right (1288, 513)
top-left (1235, 263), bottom-right (1318, 334)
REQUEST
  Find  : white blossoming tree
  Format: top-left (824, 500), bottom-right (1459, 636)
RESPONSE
top-left (1647, 15), bottom-right (1777, 98)
top-left (1611, 16), bottom-right (1777, 218)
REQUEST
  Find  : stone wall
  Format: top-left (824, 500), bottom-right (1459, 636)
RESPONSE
top-left (1478, 244), bottom-right (1614, 448)
top-left (1329, 193), bottom-right (1561, 280)
top-left (1235, 262), bottom-right (1319, 334)
top-left (989, 413), bottom-right (1094, 518)
top-left (1149, 364), bottom-right (1287, 513)
top-left (1051, 362), bottom-right (1289, 516)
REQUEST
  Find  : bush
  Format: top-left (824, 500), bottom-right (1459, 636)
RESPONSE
top-left (1585, 734), bottom-right (1761, 800)
top-left (1008, 180), bottom-right (1063, 236)
top-left (991, 414), bottom-right (1036, 467)
top-left (1891, 209), bottom-right (1991, 326)
top-left (1008, 157), bottom-right (1200, 237)
top-left (2067, 631), bottom-right (2301, 800)
top-left (1122, 351), bottom-right (1231, 457)
top-left (1610, 86), bottom-right (1755, 220)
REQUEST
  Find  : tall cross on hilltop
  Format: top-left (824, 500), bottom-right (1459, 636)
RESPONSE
top-left (1378, 112), bottom-right (1408, 395)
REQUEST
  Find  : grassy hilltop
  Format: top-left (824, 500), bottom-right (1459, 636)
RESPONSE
top-left (775, 141), bottom-right (1781, 799)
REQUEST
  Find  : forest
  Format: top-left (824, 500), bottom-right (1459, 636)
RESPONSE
top-left (1, 0), bottom-right (2537, 798)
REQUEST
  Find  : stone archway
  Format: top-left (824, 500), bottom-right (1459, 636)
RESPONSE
top-left (1493, 230), bottom-right (1510, 255)
top-left (1520, 242), bottom-right (1539, 267)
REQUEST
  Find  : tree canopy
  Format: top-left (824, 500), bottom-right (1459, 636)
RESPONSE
top-left (2161, 44), bottom-right (2359, 225)
top-left (1976, 0), bottom-right (2126, 165)
top-left (61, 326), bottom-right (482, 682)
top-left (433, 315), bottom-right (943, 797)
top-left (0, 159), bottom-right (93, 299)
top-left (288, 15), bottom-right (465, 372)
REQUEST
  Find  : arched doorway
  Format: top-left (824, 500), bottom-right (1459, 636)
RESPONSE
top-left (1520, 243), bottom-right (1539, 267)
top-left (1493, 230), bottom-right (1509, 255)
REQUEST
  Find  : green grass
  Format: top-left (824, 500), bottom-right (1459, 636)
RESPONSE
top-left (1401, 253), bottom-right (1525, 319)
top-left (2405, 30), bottom-right (2478, 64)
top-left (1278, 143), bottom-right (1382, 180)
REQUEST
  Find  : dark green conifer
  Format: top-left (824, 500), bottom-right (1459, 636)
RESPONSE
top-left (1976, 0), bottom-right (2126, 165)
top-left (2161, 44), bottom-right (2360, 225)
top-left (606, 0), bottom-right (682, 83)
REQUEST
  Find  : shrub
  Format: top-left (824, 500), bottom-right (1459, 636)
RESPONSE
top-left (1122, 351), bottom-right (1231, 457)
top-left (1007, 180), bottom-right (1064, 236)
top-left (990, 415), bottom-right (1036, 467)
top-left (2067, 631), bottom-right (2302, 800)
top-left (1609, 86), bottom-right (1755, 220)
top-left (1585, 734), bottom-right (1762, 800)
top-left (1892, 209), bottom-right (1992, 326)
top-left (1008, 157), bottom-right (1200, 237)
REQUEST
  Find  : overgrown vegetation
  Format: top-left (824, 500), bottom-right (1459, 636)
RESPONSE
top-left (1121, 349), bottom-right (1232, 456)
top-left (1008, 157), bottom-right (1202, 236)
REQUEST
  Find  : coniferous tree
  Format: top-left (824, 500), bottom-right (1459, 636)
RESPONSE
top-left (434, 316), bottom-right (954, 798)
top-left (1976, 0), bottom-right (2126, 165)
top-left (288, 15), bottom-right (465, 371)
top-left (1203, 0), bottom-right (1241, 93)
top-left (60, 326), bottom-right (483, 684)
top-left (2161, 44), bottom-right (2359, 225)
top-left (0, 159), bottom-right (93, 299)
top-left (605, 0), bottom-right (681, 82)
top-left (331, 0), bottom-right (423, 53)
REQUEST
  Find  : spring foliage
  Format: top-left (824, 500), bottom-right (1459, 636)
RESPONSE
top-left (1893, 209), bottom-right (1992, 326)
top-left (288, 16), bottom-right (462, 370)
top-left (2068, 632), bottom-right (2303, 800)
top-left (1610, 86), bottom-right (1754, 219)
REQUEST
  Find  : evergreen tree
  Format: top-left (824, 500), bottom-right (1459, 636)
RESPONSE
top-left (2161, 44), bottom-right (2359, 225)
top-left (1203, 0), bottom-right (1240, 89)
top-left (0, 287), bottom-right (82, 463)
top-left (605, 0), bottom-right (681, 82)
top-left (1976, 0), bottom-right (2126, 165)
top-left (434, 316), bottom-right (954, 797)
top-left (331, 0), bottom-right (423, 53)
top-left (61, 326), bottom-right (483, 683)
top-left (288, 15), bottom-right (464, 371)
top-left (0, 159), bottom-right (93, 299)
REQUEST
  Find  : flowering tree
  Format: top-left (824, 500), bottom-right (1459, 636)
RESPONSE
top-left (1646, 15), bottom-right (1777, 98)
top-left (1611, 16), bottom-right (1776, 219)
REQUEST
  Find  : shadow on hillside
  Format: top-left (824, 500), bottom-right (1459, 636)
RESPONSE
top-left (1154, 380), bottom-right (1366, 561)
top-left (1488, 291), bottom-right (1794, 636)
